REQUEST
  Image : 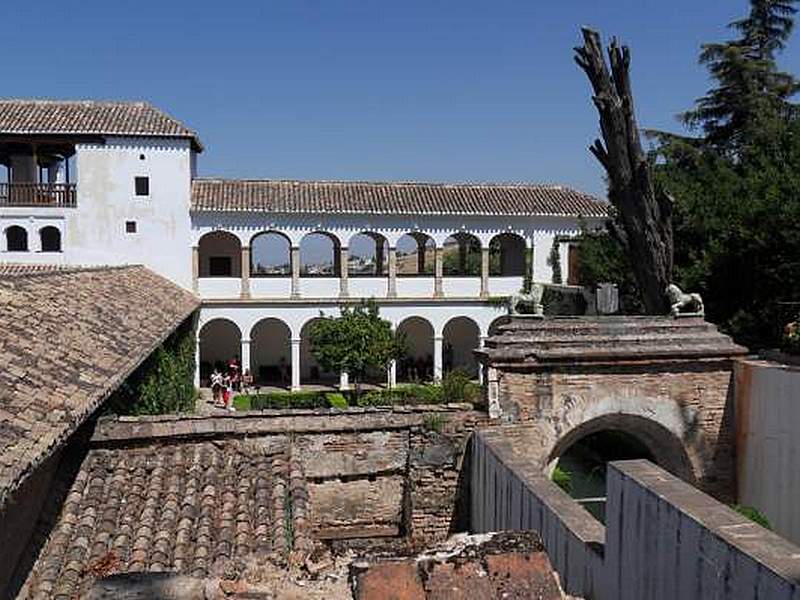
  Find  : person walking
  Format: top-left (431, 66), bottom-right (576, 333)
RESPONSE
top-left (222, 372), bottom-right (234, 411)
top-left (210, 368), bottom-right (223, 407)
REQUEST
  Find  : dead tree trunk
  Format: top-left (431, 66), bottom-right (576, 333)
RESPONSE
top-left (574, 27), bottom-right (674, 314)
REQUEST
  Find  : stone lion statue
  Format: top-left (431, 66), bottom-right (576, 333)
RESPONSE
top-left (666, 284), bottom-right (704, 317)
top-left (509, 283), bottom-right (545, 317)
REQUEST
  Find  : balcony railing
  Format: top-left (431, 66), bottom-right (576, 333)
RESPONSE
top-left (0, 183), bottom-right (77, 208)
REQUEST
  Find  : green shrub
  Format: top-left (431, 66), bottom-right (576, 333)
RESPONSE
top-left (325, 392), bottom-right (348, 409)
top-left (441, 369), bottom-right (480, 404)
top-left (552, 465), bottom-right (573, 494)
top-left (247, 391), bottom-right (329, 410)
top-left (106, 317), bottom-right (197, 416)
top-left (733, 505), bottom-right (772, 530)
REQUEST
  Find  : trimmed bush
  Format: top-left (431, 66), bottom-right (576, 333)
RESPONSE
top-left (325, 392), bottom-right (348, 409)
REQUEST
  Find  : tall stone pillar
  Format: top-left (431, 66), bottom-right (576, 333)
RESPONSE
top-left (477, 335), bottom-right (488, 385)
top-left (339, 371), bottom-right (350, 391)
top-left (480, 247), bottom-right (490, 298)
top-left (434, 247), bottom-right (444, 298)
top-left (387, 360), bottom-right (397, 388)
top-left (417, 243), bottom-right (426, 274)
top-left (433, 335), bottom-right (443, 382)
top-left (192, 246), bottom-right (199, 293)
top-left (240, 338), bottom-right (251, 375)
top-left (194, 335), bottom-right (201, 388)
top-left (291, 338), bottom-right (301, 391)
top-left (387, 246), bottom-right (397, 298)
top-left (241, 246), bottom-right (251, 299)
top-left (339, 247), bottom-right (349, 298)
top-left (291, 246), bottom-right (301, 299)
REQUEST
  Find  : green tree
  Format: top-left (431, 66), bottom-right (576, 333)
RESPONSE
top-left (679, 0), bottom-right (799, 152)
top-left (308, 300), bottom-right (405, 397)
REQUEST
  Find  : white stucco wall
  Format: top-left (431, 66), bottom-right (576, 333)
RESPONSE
top-left (65, 137), bottom-right (193, 288)
top-left (735, 358), bottom-right (800, 546)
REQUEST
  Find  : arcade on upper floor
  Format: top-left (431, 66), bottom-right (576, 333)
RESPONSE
top-left (190, 178), bottom-right (606, 299)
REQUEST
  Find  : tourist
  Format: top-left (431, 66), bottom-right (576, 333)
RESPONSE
top-left (222, 372), bottom-right (233, 411)
top-left (210, 368), bottom-right (223, 406)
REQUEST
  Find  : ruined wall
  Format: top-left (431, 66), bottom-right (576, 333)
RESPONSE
top-left (735, 358), bottom-right (800, 546)
top-left (471, 429), bottom-right (800, 600)
top-left (496, 360), bottom-right (737, 499)
top-left (91, 406), bottom-right (486, 552)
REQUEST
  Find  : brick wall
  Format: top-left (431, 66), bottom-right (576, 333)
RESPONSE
top-left (90, 406), bottom-right (488, 552)
top-left (497, 359), bottom-right (737, 500)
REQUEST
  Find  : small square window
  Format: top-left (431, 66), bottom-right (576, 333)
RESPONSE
top-left (125, 221), bottom-right (137, 233)
top-left (134, 176), bottom-right (149, 196)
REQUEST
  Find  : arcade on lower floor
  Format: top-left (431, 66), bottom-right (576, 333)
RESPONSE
top-left (196, 302), bottom-right (510, 391)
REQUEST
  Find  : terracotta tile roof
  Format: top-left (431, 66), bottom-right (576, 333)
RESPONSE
top-left (0, 265), bottom-right (199, 507)
top-left (21, 440), bottom-right (289, 599)
top-left (191, 178), bottom-right (609, 217)
top-left (0, 263), bottom-right (77, 276)
top-left (0, 99), bottom-right (203, 151)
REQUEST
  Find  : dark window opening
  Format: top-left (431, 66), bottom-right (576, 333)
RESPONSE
top-left (567, 244), bottom-right (581, 286)
top-left (139, 154), bottom-right (146, 161)
top-left (40, 227), bottom-right (61, 252)
top-left (6, 226), bottom-right (28, 252)
top-left (134, 176), bottom-right (149, 196)
top-left (209, 256), bottom-right (233, 277)
top-left (125, 221), bottom-right (137, 234)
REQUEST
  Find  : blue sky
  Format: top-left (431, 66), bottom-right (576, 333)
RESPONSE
top-left (3, 0), bottom-right (800, 200)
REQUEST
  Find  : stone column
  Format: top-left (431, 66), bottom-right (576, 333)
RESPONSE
top-left (194, 335), bottom-right (201, 388)
top-left (291, 246), bottom-right (301, 299)
top-left (458, 239), bottom-right (467, 274)
top-left (339, 247), bottom-right (349, 298)
top-left (434, 247), bottom-right (444, 298)
top-left (433, 335), bottom-right (443, 382)
top-left (240, 338), bottom-right (251, 375)
top-left (387, 360), bottom-right (397, 388)
top-left (480, 246), bottom-right (490, 298)
top-left (417, 238), bottom-right (426, 274)
top-left (241, 246), bottom-right (251, 299)
top-left (387, 246), bottom-right (397, 298)
top-left (339, 371), bottom-right (350, 391)
top-left (291, 338), bottom-right (301, 391)
top-left (477, 335), bottom-right (488, 385)
top-left (487, 366), bottom-right (501, 419)
top-left (192, 246), bottom-right (199, 293)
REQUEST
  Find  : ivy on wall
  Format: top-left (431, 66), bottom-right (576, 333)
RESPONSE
top-left (105, 316), bottom-right (197, 416)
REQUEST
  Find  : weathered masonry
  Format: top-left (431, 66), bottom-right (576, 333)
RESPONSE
top-left (477, 316), bottom-right (748, 500)
top-left (17, 406), bottom-right (487, 598)
top-left (471, 429), bottom-right (800, 600)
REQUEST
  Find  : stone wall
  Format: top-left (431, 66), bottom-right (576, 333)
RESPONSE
top-left (496, 360), bottom-right (737, 500)
top-left (735, 357), bottom-right (800, 546)
top-left (91, 406), bottom-right (486, 552)
top-left (471, 429), bottom-right (800, 600)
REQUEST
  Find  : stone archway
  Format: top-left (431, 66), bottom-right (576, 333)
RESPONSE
top-left (547, 412), bottom-right (696, 483)
top-left (250, 318), bottom-right (291, 387)
top-left (198, 319), bottom-right (241, 385)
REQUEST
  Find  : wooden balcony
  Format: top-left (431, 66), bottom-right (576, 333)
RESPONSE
top-left (0, 183), bottom-right (77, 208)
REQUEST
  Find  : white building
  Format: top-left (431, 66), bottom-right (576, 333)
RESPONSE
top-left (0, 99), bottom-right (607, 390)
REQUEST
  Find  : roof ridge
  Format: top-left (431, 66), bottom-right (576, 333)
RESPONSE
top-left (0, 263), bottom-right (145, 279)
top-left (192, 177), bottom-right (583, 191)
